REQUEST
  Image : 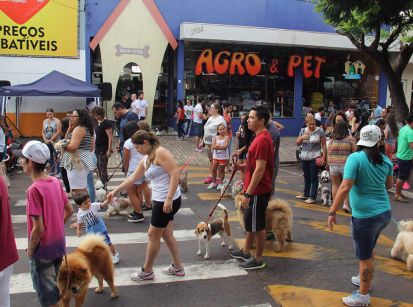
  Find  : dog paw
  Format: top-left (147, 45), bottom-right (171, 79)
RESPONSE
top-left (95, 287), bottom-right (103, 293)
top-left (221, 241), bottom-right (226, 247)
top-left (197, 250), bottom-right (202, 256)
top-left (204, 254), bottom-right (210, 259)
top-left (110, 292), bottom-right (119, 299)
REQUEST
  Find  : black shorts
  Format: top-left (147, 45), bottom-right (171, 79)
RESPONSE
top-left (397, 158), bottom-right (412, 181)
top-left (244, 192), bottom-right (271, 232)
top-left (151, 197), bottom-right (181, 228)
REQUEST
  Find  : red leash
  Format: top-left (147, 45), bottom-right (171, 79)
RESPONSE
top-left (205, 155), bottom-right (238, 222)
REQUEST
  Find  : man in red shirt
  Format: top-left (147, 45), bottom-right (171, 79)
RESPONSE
top-left (231, 105), bottom-right (274, 270)
top-left (0, 176), bottom-right (18, 307)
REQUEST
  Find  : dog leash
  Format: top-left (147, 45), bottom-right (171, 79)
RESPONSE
top-left (105, 159), bottom-right (124, 189)
top-left (391, 217), bottom-right (400, 228)
top-left (59, 252), bottom-right (70, 299)
top-left (205, 155), bottom-right (238, 223)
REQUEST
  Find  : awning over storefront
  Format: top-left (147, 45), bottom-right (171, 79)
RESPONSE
top-left (0, 70), bottom-right (101, 97)
top-left (180, 22), bottom-right (359, 50)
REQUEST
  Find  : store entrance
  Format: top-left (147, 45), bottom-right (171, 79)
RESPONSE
top-left (115, 62), bottom-right (143, 107)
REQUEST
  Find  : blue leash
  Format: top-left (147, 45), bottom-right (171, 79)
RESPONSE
top-left (391, 217), bottom-right (400, 228)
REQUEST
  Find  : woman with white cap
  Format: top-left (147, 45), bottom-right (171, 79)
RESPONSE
top-left (327, 124), bottom-right (393, 307)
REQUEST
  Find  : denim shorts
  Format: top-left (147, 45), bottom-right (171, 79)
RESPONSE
top-left (30, 257), bottom-right (63, 307)
top-left (351, 210), bottom-right (391, 260)
top-left (192, 122), bottom-right (203, 137)
top-left (329, 165), bottom-right (344, 176)
top-left (101, 231), bottom-right (112, 245)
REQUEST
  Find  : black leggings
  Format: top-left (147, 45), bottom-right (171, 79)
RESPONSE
top-left (61, 167), bottom-right (71, 193)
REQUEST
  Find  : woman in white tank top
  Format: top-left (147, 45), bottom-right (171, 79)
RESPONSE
top-left (107, 131), bottom-right (184, 281)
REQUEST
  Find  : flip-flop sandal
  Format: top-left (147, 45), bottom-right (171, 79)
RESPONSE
top-left (393, 196), bottom-right (408, 203)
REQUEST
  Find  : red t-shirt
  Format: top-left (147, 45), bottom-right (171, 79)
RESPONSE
top-left (244, 130), bottom-right (274, 195)
top-left (177, 107), bottom-right (185, 120)
top-left (27, 177), bottom-right (68, 260)
top-left (0, 177), bottom-right (18, 271)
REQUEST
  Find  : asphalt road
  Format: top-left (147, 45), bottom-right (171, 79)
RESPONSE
top-left (7, 164), bottom-right (413, 307)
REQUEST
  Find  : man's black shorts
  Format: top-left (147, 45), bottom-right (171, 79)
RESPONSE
top-left (244, 192), bottom-right (271, 232)
top-left (397, 158), bottom-right (412, 181)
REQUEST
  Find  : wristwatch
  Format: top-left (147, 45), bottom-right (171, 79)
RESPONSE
top-left (328, 212), bottom-right (336, 216)
top-left (244, 192), bottom-right (252, 198)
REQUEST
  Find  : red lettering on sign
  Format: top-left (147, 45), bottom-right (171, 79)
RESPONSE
top-left (303, 55), bottom-right (313, 78)
top-left (287, 55), bottom-right (302, 77)
top-left (287, 54), bottom-right (326, 79)
top-left (229, 52), bottom-right (246, 75)
top-left (245, 53), bottom-right (261, 76)
top-left (214, 51), bottom-right (230, 75)
top-left (195, 49), bottom-right (214, 76)
top-left (313, 56), bottom-right (326, 79)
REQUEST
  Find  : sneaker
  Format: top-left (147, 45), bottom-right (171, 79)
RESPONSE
top-left (177, 137), bottom-right (183, 141)
top-left (403, 182), bottom-right (410, 190)
top-left (295, 195), bottom-right (307, 200)
top-left (112, 252), bottom-right (120, 265)
top-left (216, 178), bottom-right (222, 184)
top-left (342, 290), bottom-right (370, 306)
top-left (161, 264), bottom-right (185, 276)
top-left (130, 267), bottom-right (154, 281)
top-left (185, 135), bottom-right (190, 139)
top-left (351, 274), bottom-right (360, 287)
top-left (230, 249), bottom-right (252, 261)
top-left (203, 176), bottom-right (213, 184)
top-left (216, 184), bottom-right (223, 190)
top-left (304, 198), bottom-right (316, 204)
top-left (128, 211), bottom-right (144, 223)
top-left (207, 182), bottom-right (218, 190)
top-left (239, 257), bottom-right (266, 270)
top-left (142, 205), bottom-right (152, 211)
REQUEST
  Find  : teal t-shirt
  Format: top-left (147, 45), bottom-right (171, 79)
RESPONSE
top-left (343, 151), bottom-right (392, 218)
top-left (396, 124), bottom-right (413, 161)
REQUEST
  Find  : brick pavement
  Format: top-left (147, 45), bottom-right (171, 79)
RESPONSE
top-left (108, 136), bottom-right (298, 168)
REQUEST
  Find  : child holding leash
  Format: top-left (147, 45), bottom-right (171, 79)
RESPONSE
top-left (207, 123), bottom-right (230, 190)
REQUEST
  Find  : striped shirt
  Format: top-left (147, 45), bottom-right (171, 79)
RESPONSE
top-left (327, 137), bottom-right (355, 166)
top-left (61, 127), bottom-right (95, 171)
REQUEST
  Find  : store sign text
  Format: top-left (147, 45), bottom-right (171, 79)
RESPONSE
top-left (195, 50), bottom-right (326, 79)
top-left (195, 49), bottom-right (261, 76)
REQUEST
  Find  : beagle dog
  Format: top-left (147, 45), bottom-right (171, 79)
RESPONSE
top-left (195, 203), bottom-right (233, 259)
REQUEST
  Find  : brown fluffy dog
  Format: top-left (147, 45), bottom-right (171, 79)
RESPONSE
top-left (58, 235), bottom-right (119, 307)
top-left (235, 195), bottom-right (293, 252)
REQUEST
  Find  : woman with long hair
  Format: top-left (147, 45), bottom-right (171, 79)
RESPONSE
top-left (60, 109), bottom-right (95, 195)
top-left (107, 131), bottom-right (184, 281)
top-left (328, 125), bottom-right (392, 306)
top-left (201, 102), bottom-right (227, 184)
top-left (327, 121), bottom-right (356, 213)
top-left (42, 108), bottom-right (61, 175)
top-left (384, 112), bottom-right (398, 160)
top-left (175, 100), bottom-right (186, 140)
top-left (235, 114), bottom-right (254, 180)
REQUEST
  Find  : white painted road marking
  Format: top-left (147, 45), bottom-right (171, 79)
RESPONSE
top-left (12, 208), bottom-right (195, 224)
top-left (15, 229), bottom-right (209, 250)
top-left (10, 260), bottom-right (247, 294)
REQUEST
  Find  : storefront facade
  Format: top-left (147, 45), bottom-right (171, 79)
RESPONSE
top-left (86, 0), bottom-right (389, 136)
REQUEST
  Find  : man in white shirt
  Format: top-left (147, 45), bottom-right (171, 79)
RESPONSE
top-left (130, 93), bottom-right (139, 115)
top-left (136, 92), bottom-right (148, 120)
top-left (183, 99), bottom-right (194, 138)
top-left (193, 100), bottom-right (205, 151)
top-left (314, 106), bottom-right (325, 122)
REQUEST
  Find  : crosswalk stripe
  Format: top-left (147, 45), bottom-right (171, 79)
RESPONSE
top-left (11, 208), bottom-right (195, 224)
top-left (10, 259), bottom-right (247, 295)
top-left (15, 229), bottom-right (207, 250)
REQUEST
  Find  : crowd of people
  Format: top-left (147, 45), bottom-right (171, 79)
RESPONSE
top-left (0, 95), bottom-right (412, 307)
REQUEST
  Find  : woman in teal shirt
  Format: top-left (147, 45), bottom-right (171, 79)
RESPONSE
top-left (327, 124), bottom-right (393, 307)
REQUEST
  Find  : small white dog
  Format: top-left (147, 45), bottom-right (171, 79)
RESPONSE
top-left (321, 186), bottom-right (332, 206)
top-left (321, 170), bottom-right (330, 183)
top-left (106, 197), bottom-right (133, 217)
top-left (391, 219), bottom-right (413, 271)
top-left (195, 203), bottom-right (232, 259)
top-left (53, 139), bottom-right (82, 169)
top-left (231, 180), bottom-right (244, 199)
top-left (95, 179), bottom-right (107, 202)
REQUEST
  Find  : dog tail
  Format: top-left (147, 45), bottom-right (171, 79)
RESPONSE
top-left (267, 198), bottom-right (292, 216)
top-left (77, 234), bottom-right (110, 253)
top-left (217, 203), bottom-right (228, 220)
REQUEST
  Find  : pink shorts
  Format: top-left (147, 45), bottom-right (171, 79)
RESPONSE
top-left (213, 159), bottom-right (228, 166)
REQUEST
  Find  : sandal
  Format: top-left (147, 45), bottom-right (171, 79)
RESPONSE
top-left (295, 195), bottom-right (307, 200)
top-left (393, 196), bottom-right (409, 203)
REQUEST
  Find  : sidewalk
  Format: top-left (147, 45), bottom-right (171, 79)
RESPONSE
top-left (108, 136), bottom-right (298, 168)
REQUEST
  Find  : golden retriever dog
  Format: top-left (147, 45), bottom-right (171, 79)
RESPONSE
top-left (58, 235), bottom-right (119, 307)
top-left (235, 195), bottom-right (293, 252)
top-left (391, 219), bottom-right (413, 271)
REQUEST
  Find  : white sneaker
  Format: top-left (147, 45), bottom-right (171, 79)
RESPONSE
top-left (112, 252), bottom-right (120, 265)
top-left (207, 182), bottom-right (218, 189)
top-left (130, 267), bottom-right (155, 281)
top-left (342, 290), bottom-right (370, 306)
top-left (216, 184), bottom-right (223, 190)
top-left (161, 264), bottom-right (185, 276)
top-left (351, 274), bottom-right (360, 287)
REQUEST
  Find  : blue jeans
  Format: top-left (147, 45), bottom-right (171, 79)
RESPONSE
top-left (184, 119), bottom-right (192, 135)
top-left (46, 143), bottom-right (58, 174)
top-left (87, 171), bottom-right (96, 202)
top-left (177, 120), bottom-right (186, 138)
top-left (301, 159), bottom-right (318, 200)
top-left (30, 257), bottom-right (62, 307)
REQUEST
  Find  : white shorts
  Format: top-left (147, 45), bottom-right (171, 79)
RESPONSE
top-left (0, 264), bottom-right (13, 307)
top-left (67, 168), bottom-right (89, 189)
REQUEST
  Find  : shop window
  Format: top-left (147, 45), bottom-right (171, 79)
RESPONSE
top-left (184, 42), bottom-right (295, 117)
top-left (302, 49), bottom-right (380, 115)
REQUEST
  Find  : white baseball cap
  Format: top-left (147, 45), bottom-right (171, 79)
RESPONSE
top-left (356, 125), bottom-right (382, 147)
top-left (13, 140), bottom-right (50, 164)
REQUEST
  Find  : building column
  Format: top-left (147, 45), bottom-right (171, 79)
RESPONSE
top-left (167, 46), bottom-right (175, 118)
top-left (177, 40), bottom-right (185, 101)
top-left (378, 69), bottom-right (388, 108)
